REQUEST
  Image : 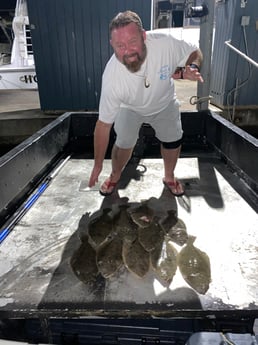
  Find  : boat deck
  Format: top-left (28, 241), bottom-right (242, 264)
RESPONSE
top-left (0, 154), bottom-right (257, 318)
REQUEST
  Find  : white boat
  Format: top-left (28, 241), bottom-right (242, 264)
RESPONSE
top-left (0, 0), bottom-right (37, 89)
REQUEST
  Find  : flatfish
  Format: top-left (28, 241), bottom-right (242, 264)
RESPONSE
top-left (178, 236), bottom-right (211, 294)
top-left (96, 237), bottom-right (123, 279)
top-left (122, 238), bottom-right (150, 278)
top-left (112, 204), bottom-right (138, 243)
top-left (160, 209), bottom-right (177, 229)
top-left (150, 237), bottom-right (178, 286)
top-left (129, 200), bottom-right (155, 228)
top-left (160, 210), bottom-right (188, 246)
top-left (138, 217), bottom-right (164, 252)
top-left (88, 208), bottom-right (113, 250)
top-left (70, 239), bottom-right (98, 284)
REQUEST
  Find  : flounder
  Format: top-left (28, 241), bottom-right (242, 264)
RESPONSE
top-left (88, 208), bottom-right (113, 250)
top-left (138, 216), bottom-right (164, 252)
top-left (178, 236), bottom-right (211, 294)
top-left (70, 239), bottom-right (98, 284)
top-left (112, 204), bottom-right (138, 243)
top-left (122, 238), bottom-right (150, 278)
top-left (129, 200), bottom-right (155, 228)
top-left (160, 210), bottom-right (188, 246)
top-left (96, 237), bottom-right (123, 278)
top-left (150, 237), bottom-right (178, 286)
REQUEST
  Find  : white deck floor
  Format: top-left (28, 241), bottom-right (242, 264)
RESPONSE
top-left (0, 156), bottom-right (257, 317)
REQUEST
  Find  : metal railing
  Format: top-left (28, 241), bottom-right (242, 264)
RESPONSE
top-left (225, 40), bottom-right (258, 69)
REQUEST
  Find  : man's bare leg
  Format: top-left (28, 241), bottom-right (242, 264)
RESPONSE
top-left (100, 144), bottom-right (133, 194)
top-left (111, 144), bottom-right (133, 181)
top-left (160, 144), bottom-right (184, 195)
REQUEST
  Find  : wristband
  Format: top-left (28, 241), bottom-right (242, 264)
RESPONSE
top-left (189, 63), bottom-right (200, 72)
top-left (180, 67), bottom-right (185, 79)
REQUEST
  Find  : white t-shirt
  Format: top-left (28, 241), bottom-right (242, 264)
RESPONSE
top-left (99, 30), bottom-right (197, 124)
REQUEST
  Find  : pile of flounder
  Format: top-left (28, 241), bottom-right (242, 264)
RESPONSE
top-left (71, 201), bottom-right (211, 294)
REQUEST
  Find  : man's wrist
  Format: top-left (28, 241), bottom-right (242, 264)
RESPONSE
top-left (189, 63), bottom-right (200, 72)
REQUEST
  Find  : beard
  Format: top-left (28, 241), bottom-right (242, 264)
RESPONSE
top-left (122, 42), bottom-right (147, 73)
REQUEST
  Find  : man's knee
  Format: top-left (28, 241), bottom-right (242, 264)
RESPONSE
top-left (115, 136), bottom-right (138, 149)
top-left (161, 138), bottom-right (182, 149)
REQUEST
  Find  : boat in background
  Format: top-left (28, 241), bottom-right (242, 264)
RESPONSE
top-left (0, 0), bottom-right (37, 89)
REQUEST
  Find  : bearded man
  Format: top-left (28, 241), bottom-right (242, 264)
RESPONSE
top-left (88, 11), bottom-right (203, 196)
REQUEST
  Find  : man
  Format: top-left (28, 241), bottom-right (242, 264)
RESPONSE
top-left (88, 10), bottom-right (203, 197)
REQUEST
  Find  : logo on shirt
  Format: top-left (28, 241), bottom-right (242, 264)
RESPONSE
top-left (159, 65), bottom-right (171, 80)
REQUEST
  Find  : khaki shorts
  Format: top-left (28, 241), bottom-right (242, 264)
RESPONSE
top-left (114, 99), bottom-right (183, 149)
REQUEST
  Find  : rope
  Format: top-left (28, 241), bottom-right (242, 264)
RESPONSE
top-left (190, 95), bottom-right (213, 105)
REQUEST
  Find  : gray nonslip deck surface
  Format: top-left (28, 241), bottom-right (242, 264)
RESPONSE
top-left (0, 156), bottom-right (257, 318)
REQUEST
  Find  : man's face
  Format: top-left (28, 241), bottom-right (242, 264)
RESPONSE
top-left (110, 22), bottom-right (147, 72)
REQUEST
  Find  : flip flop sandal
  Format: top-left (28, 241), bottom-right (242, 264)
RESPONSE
top-left (99, 178), bottom-right (118, 196)
top-left (163, 178), bottom-right (185, 197)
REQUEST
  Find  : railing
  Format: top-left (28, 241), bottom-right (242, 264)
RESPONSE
top-left (225, 40), bottom-right (258, 69)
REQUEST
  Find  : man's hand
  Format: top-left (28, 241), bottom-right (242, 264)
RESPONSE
top-left (88, 164), bottom-right (102, 187)
top-left (183, 65), bottom-right (204, 83)
top-left (172, 65), bottom-right (204, 83)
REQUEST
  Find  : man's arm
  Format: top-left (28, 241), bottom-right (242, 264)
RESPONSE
top-left (185, 48), bottom-right (203, 68)
top-left (88, 119), bottom-right (113, 187)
